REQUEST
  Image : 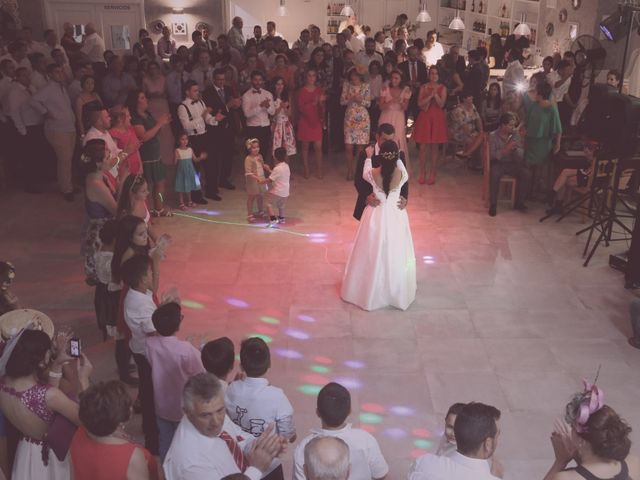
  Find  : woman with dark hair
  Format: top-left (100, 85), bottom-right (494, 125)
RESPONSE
top-left (126, 89), bottom-right (172, 217)
top-left (70, 381), bottom-right (159, 479)
top-left (382, 58), bottom-right (397, 83)
top-left (304, 47), bottom-right (332, 90)
top-left (82, 139), bottom-right (118, 285)
top-left (449, 90), bottom-right (485, 163)
top-left (74, 75), bottom-right (102, 136)
top-left (341, 140), bottom-right (416, 311)
top-left (297, 68), bottom-right (326, 178)
top-left (481, 82), bottom-right (502, 132)
top-left (268, 54), bottom-right (296, 90)
top-left (270, 77), bottom-right (296, 158)
top-left (394, 38), bottom-right (408, 64)
top-left (132, 29), bottom-right (149, 59)
top-left (0, 329), bottom-right (92, 478)
top-left (543, 384), bottom-right (639, 480)
top-left (489, 33), bottom-right (505, 69)
top-left (379, 69), bottom-right (411, 163)
top-left (109, 105), bottom-right (143, 178)
top-left (438, 53), bottom-right (464, 109)
top-left (341, 67), bottom-right (371, 180)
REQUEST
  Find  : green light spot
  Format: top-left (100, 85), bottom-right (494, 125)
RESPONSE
top-left (298, 385), bottom-right (323, 395)
top-left (235, 354), bottom-right (240, 361)
top-left (247, 333), bottom-right (272, 343)
top-left (414, 439), bottom-right (432, 449)
top-left (359, 413), bottom-right (383, 424)
top-left (181, 300), bottom-right (204, 309)
top-left (310, 365), bottom-right (330, 374)
top-left (260, 316), bottom-right (280, 325)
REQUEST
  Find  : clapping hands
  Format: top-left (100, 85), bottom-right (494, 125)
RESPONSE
top-left (247, 424), bottom-right (288, 472)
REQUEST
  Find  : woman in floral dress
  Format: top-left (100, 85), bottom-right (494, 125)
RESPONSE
top-left (341, 68), bottom-right (371, 181)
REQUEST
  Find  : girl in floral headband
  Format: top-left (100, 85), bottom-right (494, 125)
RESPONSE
top-left (543, 381), bottom-right (639, 480)
top-left (244, 138), bottom-right (271, 223)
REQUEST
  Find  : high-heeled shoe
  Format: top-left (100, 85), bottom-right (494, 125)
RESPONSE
top-left (426, 173), bottom-right (436, 185)
top-left (418, 173), bottom-right (426, 184)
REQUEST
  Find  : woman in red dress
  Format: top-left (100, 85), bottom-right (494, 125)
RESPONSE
top-left (412, 66), bottom-right (448, 185)
top-left (297, 68), bottom-right (326, 179)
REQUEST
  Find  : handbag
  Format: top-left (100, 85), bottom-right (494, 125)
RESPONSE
top-left (44, 413), bottom-right (78, 462)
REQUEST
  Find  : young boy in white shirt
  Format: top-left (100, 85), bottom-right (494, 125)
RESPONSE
top-left (93, 219), bottom-right (118, 340)
top-left (201, 336), bottom-right (236, 390)
top-left (263, 147), bottom-right (290, 227)
top-left (225, 337), bottom-right (296, 480)
top-left (293, 382), bottom-right (389, 480)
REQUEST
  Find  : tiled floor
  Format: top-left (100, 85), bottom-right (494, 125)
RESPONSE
top-left (1, 152), bottom-right (639, 480)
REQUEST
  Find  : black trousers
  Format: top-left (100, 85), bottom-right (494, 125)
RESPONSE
top-left (489, 161), bottom-right (530, 206)
top-left (133, 353), bottom-right (159, 455)
top-left (188, 132), bottom-right (212, 197)
top-left (263, 464), bottom-right (284, 480)
top-left (211, 125), bottom-right (234, 185)
top-left (11, 124), bottom-right (49, 189)
top-left (245, 126), bottom-right (271, 164)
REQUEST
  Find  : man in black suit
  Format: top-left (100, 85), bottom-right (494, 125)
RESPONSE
top-left (353, 123), bottom-right (409, 220)
top-left (202, 68), bottom-right (241, 190)
top-left (245, 25), bottom-right (264, 52)
top-left (398, 46), bottom-right (428, 120)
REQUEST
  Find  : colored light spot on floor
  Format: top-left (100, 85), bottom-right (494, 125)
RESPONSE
top-left (361, 403), bottom-right (385, 414)
top-left (360, 424), bottom-right (378, 433)
top-left (274, 348), bottom-right (303, 359)
top-left (410, 449), bottom-right (425, 459)
top-left (390, 405), bottom-right (415, 416)
top-left (314, 356), bottom-right (333, 364)
top-left (246, 333), bottom-right (272, 343)
top-left (383, 427), bottom-right (408, 440)
top-left (301, 374), bottom-right (330, 385)
top-left (309, 233), bottom-right (328, 238)
top-left (181, 300), bottom-right (204, 309)
top-left (297, 314), bottom-right (315, 323)
top-left (227, 298), bottom-right (249, 308)
top-left (260, 316), bottom-right (280, 325)
top-left (333, 377), bottom-right (362, 389)
top-left (412, 428), bottom-right (431, 438)
top-left (254, 324), bottom-right (278, 335)
top-left (359, 412), bottom-right (383, 424)
top-left (190, 209), bottom-right (221, 216)
top-left (414, 439), bottom-right (432, 449)
top-left (284, 328), bottom-right (310, 340)
top-left (310, 365), bottom-right (330, 374)
top-left (344, 360), bottom-right (365, 369)
top-left (298, 384), bottom-right (322, 395)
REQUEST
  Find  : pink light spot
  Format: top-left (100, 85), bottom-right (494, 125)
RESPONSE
top-left (284, 328), bottom-right (310, 340)
top-left (410, 449), bottom-right (426, 459)
top-left (301, 374), bottom-right (330, 385)
top-left (254, 324), bottom-right (278, 335)
top-left (361, 403), bottom-right (386, 414)
top-left (412, 428), bottom-right (431, 438)
top-left (226, 298), bottom-right (249, 308)
top-left (314, 356), bottom-right (333, 365)
top-left (360, 424), bottom-right (377, 433)
top-left (309, 233), bottom-right (328, 238)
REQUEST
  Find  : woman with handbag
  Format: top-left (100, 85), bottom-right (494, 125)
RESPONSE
top-left (0, 326), bottom-right (92, 479)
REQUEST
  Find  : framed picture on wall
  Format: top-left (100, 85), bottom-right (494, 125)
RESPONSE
top-left (172, 21), bottom-right (187, 36)
top-left (569, 22), bottom-right (579, 41)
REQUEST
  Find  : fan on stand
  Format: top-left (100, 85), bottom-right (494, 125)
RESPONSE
top-left (571, 34), bottom-right (607, 88)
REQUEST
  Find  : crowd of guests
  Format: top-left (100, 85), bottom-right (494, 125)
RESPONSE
top-left (0, 262), bottom-right (638, 480)
top-left (1, 16), bottom-right (623, 221)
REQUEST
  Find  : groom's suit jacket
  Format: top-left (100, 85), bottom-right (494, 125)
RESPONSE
top-left (353, 149), bottom-right (409, 221)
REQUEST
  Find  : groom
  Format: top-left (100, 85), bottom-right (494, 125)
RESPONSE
top-left (353, 123), bottom-right (409, 220)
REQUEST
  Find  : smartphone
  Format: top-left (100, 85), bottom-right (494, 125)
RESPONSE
top-left (69, 338), bottom-right (81, 358)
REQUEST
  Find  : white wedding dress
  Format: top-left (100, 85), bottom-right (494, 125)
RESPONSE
top-left (341, 158), bottom-right (417, 311)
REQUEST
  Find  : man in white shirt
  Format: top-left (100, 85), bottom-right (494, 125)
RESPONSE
top-left (228, 16), bottom-right (246, 52)
top-left (81, 23), bottom-right (106, 76)
top-left (502, 48), bottom-right (525, 97)
top-left (266, 21), bottom-right (285, 41)
top-left (178, 79), bottom-right (223, 201)
top-left (122, 254), bottom-right (160, 455)
top-left (83, 105), bottom-right (124, 179)
top-left (258, 39), bottom-right (278, 72)
top-left (242, 71), bottom-right (275, 162)
top-left (293, 29), bottom-right (312, 62)
top-left (355, 39), bottom-right (384, 74)
top-left (32, 64), bottom-right (77, 200)
top-left (383, 28), bottom-right (397, 53)
top-left (424, 30), bottom-right (445, 67)
top-left (304, 437), bottom-right (350, 480)
top-left (408, 402), bottom-right (503, 480)
top-left (547, 59), bottom-right (575, 127)
top-left (28, 53), bottom-right (48, 92)
top-left (343, 27), bottom-right (364, 54)
top-left (0, 41), bottom-right (32, 71)
top-left (157, 26), bottom-right (177, 60)
top-left (40, 30), bottom-right (68, 65)
top-left (308, 25), bottom-right (325, 52)
top-left (293, 382), bottom-right (389, 480)
top-left (164, 372), bottom-right (286, 480)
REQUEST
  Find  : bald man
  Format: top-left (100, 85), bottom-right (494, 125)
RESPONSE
top-left (227, 17), bottom-right (245, 52)
top-left (304, 437), bottom-right (351, 480)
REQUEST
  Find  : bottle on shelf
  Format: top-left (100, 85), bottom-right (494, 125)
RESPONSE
top-left (471, 0), bottom-right (475, 12)
top-left (478, 0), bottom-right (483, 13)
top-left (501, 3), bottom-right (507, 18)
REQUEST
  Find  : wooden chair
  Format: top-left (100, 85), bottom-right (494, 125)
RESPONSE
top-left (481, 133), bottom-right (517, 208)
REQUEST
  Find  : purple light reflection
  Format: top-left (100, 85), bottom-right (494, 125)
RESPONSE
top-left (333, 377), bottom-right (363, 389)
top-left (297, 314), bottom-right (315, 323)
top-left (383, 427), bottom-right (408, 440)
top-left (344, 360), bottom-right (365, 369)
top-left (226, 298), bottom-right (249, 308)
top-left (190, 209), bottom-right (221, 216)
top-left (284, 328), bottom-right (311, 340)
top-left (390, 406), bottom-right (415, 416)
top-left (274, 348), bottom-right (304, 359)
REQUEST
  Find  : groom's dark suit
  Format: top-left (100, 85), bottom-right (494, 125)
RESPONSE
top-left (353, 149), bottom-right (409, 220)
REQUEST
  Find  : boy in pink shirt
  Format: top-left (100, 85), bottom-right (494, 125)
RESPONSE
top-left (146, 302), bottom-right (205, 460)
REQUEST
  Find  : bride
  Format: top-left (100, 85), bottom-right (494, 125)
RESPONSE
top-left (341, 140), bottom-right (417, 310)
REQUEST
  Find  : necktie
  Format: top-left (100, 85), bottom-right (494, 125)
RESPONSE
top-left (411, 62), bottom-right (417, 83)
top-left (218, 87), bottom-right (225, 103)
top-left (219, 431), bottom-right (247, 472)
